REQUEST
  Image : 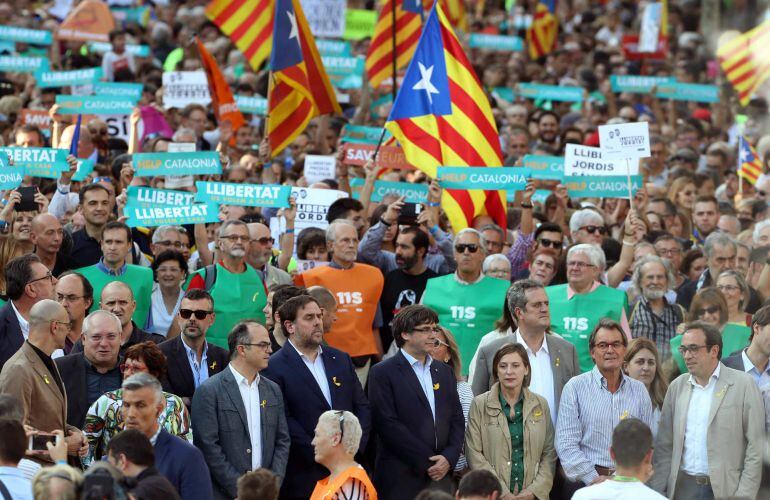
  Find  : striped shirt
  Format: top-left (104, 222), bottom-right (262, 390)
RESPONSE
top-left (629, 296), bottom-right (683, 361)
top-left (455, 380), bottom-right (474, 470)
top-left (555, 366), bottom-right (654, 485)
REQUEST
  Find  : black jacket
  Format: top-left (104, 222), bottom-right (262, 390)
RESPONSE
top-left (55, 353), bottom-right (122, 428)
top-left (0, 301), bottom-right (23, 372)
top-left (158, 335), bottom-right (229, 404)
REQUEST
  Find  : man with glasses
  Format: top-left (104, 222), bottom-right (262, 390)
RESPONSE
top-left (555, 319), bottom-right (654, 497)
top-left (186, 220), bottom-right (268, 349)
top-left (246, 222), bottom-right (291, 289)
top-left (569, 209), bottom-right (606, 246)
top-left (368, 305), bottom-right (465, 499)
top-left (54, 272), bottom-right (94, 355)
top-left (652, 321), bottom-right (763, 500)
top-left (654, 234), bottom-right (688, 291)
top-left (159, 289), bottom-right (229, 408)
top-left (263, 295), bottom-right (370, 500)
top-left (422, 229), bottom-right (509, 377)
top-left (0, 254), bottom-right (57, 371)
top-left (192, 320), bottom-right (290, 499)
top-left (479, 224), bottom-right (505, 255)
top-left (150, 226), bottom-right (188, 261)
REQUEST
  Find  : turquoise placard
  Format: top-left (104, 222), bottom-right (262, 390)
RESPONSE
top-left (610, 75), bottom-right (676, 93)
top-left (0, 26), bottom-right (52, 45)
top-left (562, 175), bottom-right (643, 198)
top-left (521, 155), bottom-right (564, 180)
top-left (0, 147), bottom-right (68, 178)
top-left (493, 87), bottom-right (515, 102)
top-left (89, 41), bottom-right (150, 57)
top-left (322, 55), bottom-right (365, 89)
top-left (124, 203), bottom-right (220, 228)
top-left (0, 55), bottom-right (48, 73)
top-left (133, 152), bottom-right (222, 177)
top-left (72, 159), bottom-right (95, 182)
top-left (195, 181), bottom-right (292, 208)
top-left (93, 82), bottom-right (144, 99)
top-left (655, 83), bottom-right (719, 103)
top-left (342, 125), bottom-right (390, 145)
top-left (235, 95), bottom-right (267, 115)
top-left (317, 39), bottom-right (351, 56)
top-left (469, 33), bottom-right (523, 51)
top-left (35, 67), bottom-right (103, 88)
top-left (127, 186), bottom-right (197, 208)
top-left (0, 165), bottom-right (23, 190)
top-left (506, 188), bottom-right (551, 203)
top-left (55, 95), bottom-right (137, 115)
top-left (437, 167), bottom-right (531, 190)
top-left (350, 178), bottom-right (429, 203)
top-left (517, 83), bottom-right (583, 102)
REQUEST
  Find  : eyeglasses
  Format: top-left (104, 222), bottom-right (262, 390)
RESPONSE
top-left (656, 247), bottom-right (681, 256)
top-left (156, 240), bottom-right (185, 249)
top-left (593, 341), bottom-right (624, 351)
top-left (28, 272), bottom-right (54, 285)
top-left (179, 309), bottom-right (212, 320)
top-left (455, 244), bottom-right (479, 254)
top-left (580, 225), bottom-right (607, 235)
top-left (120, 361), bottom-right (147, 373)
top-left (566, 261), bottom-right (595, 270)
top-left (220, 235), bottom-right (250, 242)
top-left (92, 176), bottom-right (113, 184)
top-left (678, 344), bottom-right (710, 355)
top-left (696, 305), bottom-right (720, 316)
top-left (538, 237), bottom-right (563, 249)
top-left (412, 326), bottom-right (441, 334)
top-left (240, 341), bottom-right (272, 350)
top-left (336, 410), bottom-right (345, 440)
top-left (52, 320), bottom-right (72, 330)
top-left (56, 293), bottom-right (83, 303)
top-left (717, 284), bottom-right (740, 293)
top-left (433, 338), bottom-right (450, 348)
top-left (251, 237), bottom-right (275, 245)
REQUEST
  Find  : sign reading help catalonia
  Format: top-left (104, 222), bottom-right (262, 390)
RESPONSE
top-left (437, 167), bottom-right (531, 190)
top-left (562, 175), bottom-right (644, 198)
top-left (132, 151), bottom-right (222, 177)
top-left (55, 95), bottom-right (137, 115)
top-left (195, 182), bottom-right (292, 208)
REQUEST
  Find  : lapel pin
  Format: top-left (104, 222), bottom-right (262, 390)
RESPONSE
top-left (261, 400), bottom-right (267, 408)
top-left (620, 410), bottom-right (629, 420)
top-left (43, 374), bottom-right (50, 385)
top-left (433, 383), bottom-right (440, 391)
top-left (716, 387), bottom-right (726, 398)
top-left (533, 409), bottom-right (543, 418)
top-left (210, 361), bottom-right (217, 370)
top-left (332, 376), bottom-right (341, 387)
top-left (555, 357), bottom-right (560, 367)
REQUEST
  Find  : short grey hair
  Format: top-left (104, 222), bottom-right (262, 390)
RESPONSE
top-left (456, 228), bottom-right (488, 255)
top-left (567, 243), bottom-right (606, 270)
top-left (82, 310), bottom-right (121, 336)
top-left (631, 255), bottom-right (675, 292)
top-left (122, 372), bottom-right (164, 404)
top-left (479, 224), bottom-right (505, 240)
top-left (317, 410), bottom-right (362, 456)
top-left (152, 225), bottom-right (185, 244)
top-left (703, 232), bottom-right (736, 258)
top-left (569, 209), bottom-right (604, 234)
top-left (218, 219), bottom-right (248, 238)
top-left (326, 219), bottom-right (356, 243)
top-left (753, 219), bottom-right (770, 244)
top-left (482, 254), bottom-right (510, 273)
top-left (506, 279), bottom-right (544, 318)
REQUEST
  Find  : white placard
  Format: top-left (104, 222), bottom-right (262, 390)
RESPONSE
top-left (167, 143), bottom-right (196, 153)
top-left (598, 122), bottom-right (651, 160)
top-left (300, 0), bottom-right (346, 37)
top-left (639, 3), bottom-right (662, 53)
top-left (270, 187), bottom-right (347, 255)
top-left (303, 155), bottom-right (336, 184)
top-left (162, 71), bottom-right (211, 109)
top-left (564, 144), bottom-right (639, 176)
top-left (295, 259), bottom-right (330, 273)
top-left (164, 142), bottom-right (196, 189)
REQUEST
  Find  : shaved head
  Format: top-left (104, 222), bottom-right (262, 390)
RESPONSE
top-left (29, 299), bottom-right (67, 326)
top-left (102, 281), bottom-right (134, 301)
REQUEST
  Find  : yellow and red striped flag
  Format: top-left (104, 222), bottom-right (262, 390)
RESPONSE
top-left (205, 0), bottom-right (274, 71)
top-left (739, 136), bottom-right (763, 185)
top-left (527, 2), bottom-right (558, 60)
top-left (717, 19), bottom-right (770, 106)
top-left (443, 0), bottom-right (467, 32)
top-left (365, 0), bottom-right (424, 89)
top-left (196, 38), bottom-right (245, 131)
top-left (267, 0), bottom-right (341, 156)
top-left (385, 2), bottom-right (506, 231)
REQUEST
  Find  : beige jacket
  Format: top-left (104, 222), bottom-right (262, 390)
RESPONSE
top-left (465, 383), bottom-right (556, 499)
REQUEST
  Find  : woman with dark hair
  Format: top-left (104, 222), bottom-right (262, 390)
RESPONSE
top-left (83, 342), bottom-right (191, 465)
top-left (680, 248), bottom-right (707, 282)
top-left (297, 227), bottom-right (329, 262)
top-left (369, 204), bottom-right (398, 253)
top-left (147, 250), bottom-right (188, 337)
top-left (623, 338), bottom-right (668, 434)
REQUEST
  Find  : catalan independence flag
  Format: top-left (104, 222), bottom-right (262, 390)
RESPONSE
top-left (365, 0), bottom-right (424, 89)
top-left (205, 0), bottom-right (274, 71)
top-left (267, 0), bottom-right (341, 156)
top-left (739, 136), bottom-right (763, 185)
top-left (717, 19), bottom-right (770, 106)
top-left (385, 2), bottom-right (506, 231)
top-left (527, 2), bottom-right (558, 60)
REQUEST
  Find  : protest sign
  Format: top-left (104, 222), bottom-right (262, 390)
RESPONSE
top-left (162, 71), bottom-right (211, 109)
top-left (655, 83), bottom-right (719, 103)
top-left (598, 122), bottom-right (650, 160)
top-left (72, 159), bottom-right (95, 182)
top-left (350, 178), bottom-right (429, 203)
top-left (57, 0), bottom-right (115, 42)
top-left (621, 34), bottom-right (667, 60)
top-left (235, 95), bottom-right (267, 115)
top-left (0, 56), bottom-right (49, 73)
top-left (342, 125), bottom-right (390, 145)
top-left (35, 67), bottom-right (102, 88)
top-left (301, 0), bottom-right (346, 37)
top-left (133, 151), bottom-right (222, 177)
top-left (55, 95), bottom-right (137, 115)
top-left (609, 75), bottom-right (676, 93)
top-left (164, 143), bottom-right (196, 189)
top-left (303, 155), bottom-right (337, 184)
top-left (125, 203), bottom-right (220, 227)
top-left (564, 144), bottom-right (639, 176)
top-left (437, 167), bottom-right (530, 191)
top-left (517, 83), bottom-right (583, 102)
top-left (492, 87), bottom-right (515, 102)
top-left (0, 166), bottom-right (23, 190)
top-left (317, 39), bottom-right (352, 56)
top-left (342, 143), bottom-right (414, 170)
top-left (20, 110), bottom-right (51, 137)
top-left (93, 82), bottom-right (144, 100)
top-left (638, 2), bottom-right (662, 52)
top-left (468, 34), bottom-right (524, 51)
top-left (0, 147), bottom-right (69, 178)
top-left (521, 155), bottom-right (564, 181)
top-left (562, 175), bottom-right (644, 198)
top-left (195, 182), bottom-right (292, 208)
top-left (295, 260), bottom-right (330, 274)
top-left (322, 55), bottom-right (365, 89)
top-left (343, 9), bottom-right (376, 40)
top-left (0, 26), bottom-right (53, 45)
top-left (127, 186), bottom-right (196, 208)
top-left (292, 187), bottom-right (347, 228)
top-left (89, 41), bottom-right (150, 57)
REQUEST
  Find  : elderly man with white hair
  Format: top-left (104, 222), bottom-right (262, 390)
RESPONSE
top-left (482, 253), bottom-right (511, 281)
top-left (569, 209), bottom-right (606, 246)
top-left (754, 219), bottom-right (770, 247)
top-left (310, 410), bottom-right (376, 499)
top-left (546, 244), bottom-right (630, 371)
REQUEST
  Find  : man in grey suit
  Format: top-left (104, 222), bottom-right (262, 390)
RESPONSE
top-left (652, 321), bottom-right (764, 500)
top-left (192, 319), bottom-right (290, 500)
top-left (470, 279), bottom-right (579, 421)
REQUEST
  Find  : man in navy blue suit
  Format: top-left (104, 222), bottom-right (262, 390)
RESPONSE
top-left (263, 295), bottom-right (371, 500)
top-left (368, 304), bottom-right (465, 500)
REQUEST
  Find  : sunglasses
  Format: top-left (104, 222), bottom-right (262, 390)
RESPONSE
top-left (581, 225), bottom-right (607, 235)
top-left (179, 309), bottom-right (212, 320)
top-left (253, 237), bottom-right (275, 245)
top-left (538, 237), bottom-right (563, 249)
top-left (696, 305), bottom-right (720, 316)
top-left (92, 176), bottom-right (113, 184)
top-left (455, 244), bottom-right (479, 253)
top-left (758, 190), bottom-right (767, 197)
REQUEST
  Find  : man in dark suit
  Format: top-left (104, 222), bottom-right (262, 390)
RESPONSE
top-left (368, 304), bottom-right (465, 500)
top-left (192, 320), bottom-right (290, 500)
top-left (723, 305), bottom-right (770, 388)
top-left (0, 254), bottom-right (58, 370)
top-left (55, 310), bottom-right (123, 428)
top-left (159, 289), bottom-right (229, 407)
top-left (122, 372), bottom-right (212, 500)
top-left (263, 295), bottom-right (371, 500)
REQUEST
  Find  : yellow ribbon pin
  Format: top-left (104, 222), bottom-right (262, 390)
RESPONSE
top-left (716, 387), bottom-right (726, 398)
top-left (261, 400), bottom-right (267, 408)
top-left (555, 358), bottom-right (560, 367)
top-left (433, 383), bottom-right (440, 391)
top-left (210, 361), bottom-right (217, 370)
top-left (620, 410), bottom-right (629, 420)
top-left (332, 376), bottom-right (341, 387)
top-left (43, 374), bottom-right (50, 385)
top-left (533, 409), bottom-right (543, 418)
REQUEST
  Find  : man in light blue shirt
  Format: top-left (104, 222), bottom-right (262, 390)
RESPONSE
top-left (0, 419), bottom-right (33, 500)
top-left (723, 305), bottom-right (770, 388)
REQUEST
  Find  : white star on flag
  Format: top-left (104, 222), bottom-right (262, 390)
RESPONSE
top-left (412, 62), bottom-right (439, 105)
top-left (287, 10), bottom-right (299, 43)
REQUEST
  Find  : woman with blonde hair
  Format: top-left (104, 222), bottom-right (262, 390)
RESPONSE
top-left (0, 188), bottom-right (47, 293)
top-left (666, 177), bottom-right (697, 212)
top-left (716, 270), bottom-right (752, 326)
top-left (623, 338), bottom-right (668, 434)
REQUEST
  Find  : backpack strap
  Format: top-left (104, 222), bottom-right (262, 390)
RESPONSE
top-left (203, 264), bottom-right (217, 292)
top-left (0, 477), bottom-right (12, 500)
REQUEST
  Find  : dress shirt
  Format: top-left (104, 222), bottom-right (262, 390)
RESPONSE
top-left (229, 364), bottom-right (262, 470)
top-left (741, 350), bottom-right (770, 388)
top-left (182, 337), bottom-right (209, 388)
top-left (682, 363), bottom-right (720, 475)
top-left (288, 339), bottom-right (331, 407)
top-left (555, 366), bottom-right (654, 484)
top-left (10, 301), bottom-right (29, 339)
top-left (516, 330), bottom-right (556, 423)
top-left (401, 349), bottom-right (436, 421)
top-left (0, 466), bottom-right (32, 500)
top-left (84, 358), bottom-right (122, 406)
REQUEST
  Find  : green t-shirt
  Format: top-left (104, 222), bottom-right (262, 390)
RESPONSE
top-left (77, 264), bottom-right (154, 327)
top-left (670, 323), bottom-right (751, 373)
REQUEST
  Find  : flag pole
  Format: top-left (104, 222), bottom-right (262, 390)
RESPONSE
top-left (626, 158), bottom-right (635, 211)
top-left (373, 127), bottom-right (388, 165)
top-left (390, 0), bottom-right (398, 102)
top-left (738, 139), bottom-right (744, 197)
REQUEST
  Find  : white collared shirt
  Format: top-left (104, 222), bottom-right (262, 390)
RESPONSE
top-left (741, 350), bottom-right (770, 388)
top-left (182, 336), bottom-right (210, 388)
top-left (401, 349), bottom-right (436, 420)
top-left (516, 330), bottom-right (556, 423)
top-left (288, 339), bottom-right (332, 407)
top-left (10, 301), bottom-right (29, 339)
top-left (229, 364), bottom-right (262, 470)
top-left (682, 363), bottom-right (721, 475)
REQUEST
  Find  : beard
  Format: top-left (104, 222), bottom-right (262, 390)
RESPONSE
top-left (642, 287), bottom-right (666, 300)
top-left (397, 253), bottom-right (418, 271)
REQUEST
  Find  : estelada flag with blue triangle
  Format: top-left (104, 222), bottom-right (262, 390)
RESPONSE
top-left (385, 1), bottom-right (506, 231)
top-left (267, 0), bottom-right (340, 157)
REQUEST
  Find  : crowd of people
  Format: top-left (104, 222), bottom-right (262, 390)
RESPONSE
top-left (0, 0), bottom-right (769, 499)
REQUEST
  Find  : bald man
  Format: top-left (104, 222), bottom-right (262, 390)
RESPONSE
top-left (307, 286), bottom-right (338, 334)
top-left (31, 213), bottom-right (73, 276)
top-left (246, 222), bottom-right (292, 288)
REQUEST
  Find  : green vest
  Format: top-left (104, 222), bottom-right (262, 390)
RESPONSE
top-left (77, 264), bottom-right (154, 327)
top-left (669, 323), bottom-right (751, 373)
top-left (422, 274), bottom-right (509, 375)
top-left (546, 283), bottom-right (628, 372)
top-left (186, 263), bottom-right (267, 349)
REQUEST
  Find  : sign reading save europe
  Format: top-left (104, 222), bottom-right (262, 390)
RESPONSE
top-left (133, 151), bottom-right (222, 177)
top-left (195, 182), bottom-right (292, 208)
top-left (437, 167), bottom-right (531, 190)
